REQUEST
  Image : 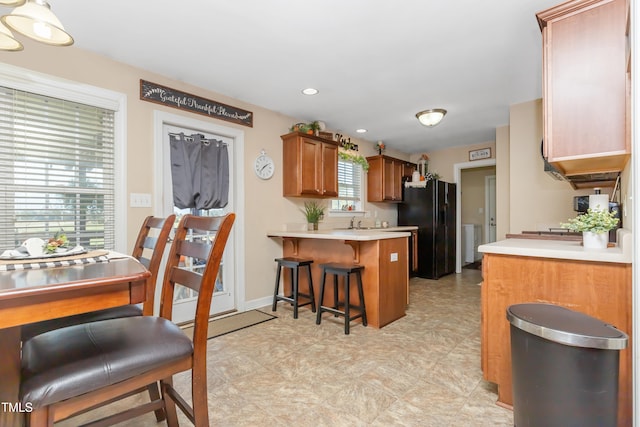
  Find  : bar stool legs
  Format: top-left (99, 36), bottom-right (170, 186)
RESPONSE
top-left (316, 263), bottom-right (367, 334)
top-left (272, 257), bottom-right (315, 319)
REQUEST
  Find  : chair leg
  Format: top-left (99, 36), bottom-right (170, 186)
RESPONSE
top-left (333, 274), bottom-right (339, 316)
top-left (26, 407), bottom-right (51, 427)
top-left (147, 381), bottom-right (166, 422)
top-left (316, 271), bottom-right (326, 325)
top-left (306, 265), bottom-right (316, 313)
top-left (356, 271), bottom-right (367, 327)
top-left (292, 266), bottom-right (299, 319)
top-left (161, 378), bottom-right (180, 427)
top-left (344, 274), bottom-right (351, 335)
top-left (272, 264), bottom-right (282, 312)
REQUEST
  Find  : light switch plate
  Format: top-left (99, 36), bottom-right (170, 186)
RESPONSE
top-left (130, 193), bottom-right (152, 208)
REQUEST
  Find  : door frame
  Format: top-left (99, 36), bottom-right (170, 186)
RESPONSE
top-left (152, 110), bottom-right (246, 313)
top-left (453, 159), bottom-right (496, 273)
top-left (485, 175), bottom-right (497, 244)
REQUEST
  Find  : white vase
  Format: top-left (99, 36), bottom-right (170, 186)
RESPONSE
top-left (583, 231), bottom-right (609, 249)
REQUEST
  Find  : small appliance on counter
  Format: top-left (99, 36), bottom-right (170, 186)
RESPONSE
top-left (573, 188), bottom-right (622, 242)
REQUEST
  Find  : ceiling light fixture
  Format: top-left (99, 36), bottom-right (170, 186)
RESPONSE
top-left (301, 88), bottom-right (318, 95)
top-left (416, 109), bottom-right (447, 127)
top-left (0, 0), bottom-right (73, 49)
top-left (0, 21), bottom-right (22, 50)
top-left (0, 0), bottom-right (25, 6)
top-left (356, 128), bottom-right (367, 133)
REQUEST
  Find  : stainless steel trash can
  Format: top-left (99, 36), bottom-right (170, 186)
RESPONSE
top-left (507, 303), bottom-right (627, 427)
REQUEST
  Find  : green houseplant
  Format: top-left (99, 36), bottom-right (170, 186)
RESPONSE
top-left (302, 201), bottom-right (325, 230)
top-left (561, 206), bottom-right (619, 248)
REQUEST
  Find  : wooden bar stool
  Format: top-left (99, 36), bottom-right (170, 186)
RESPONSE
top-left (272, 257), bottom-right (316, 319)
top-left (316, 263), bottom-right (367, 334)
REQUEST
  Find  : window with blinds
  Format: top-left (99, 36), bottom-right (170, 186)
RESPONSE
top-left (0, 86), bottom-right (116, 251)
top-left (331, 159), bottom-right (363, 211)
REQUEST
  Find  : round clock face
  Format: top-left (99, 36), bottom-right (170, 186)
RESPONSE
top-left (254, 154), bottom-right (275, 179)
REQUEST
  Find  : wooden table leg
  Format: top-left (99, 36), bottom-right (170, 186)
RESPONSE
top-left (0, 327), bottom-right (25, 427)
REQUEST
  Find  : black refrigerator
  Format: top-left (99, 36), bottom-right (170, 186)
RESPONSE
top-left (398, 180), bottom-right (456, 279)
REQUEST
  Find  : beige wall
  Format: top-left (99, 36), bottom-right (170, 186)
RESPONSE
top-left (0, 40), bottom-right (408, 306)
top-left (409, 141), bottom-right (496, 183)
top-left (495, 125), bottom-right (510, 240)
top-left (461, 166), bottom-right (496, 228)
top-left (508, 99), bottom-right (593, 233)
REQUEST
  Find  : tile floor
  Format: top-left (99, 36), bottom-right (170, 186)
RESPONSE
top-left (60, 268), bottom-right (514, 426)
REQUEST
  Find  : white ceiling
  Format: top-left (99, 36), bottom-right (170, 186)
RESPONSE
top-left (46, 0), bottom-right (561, 154)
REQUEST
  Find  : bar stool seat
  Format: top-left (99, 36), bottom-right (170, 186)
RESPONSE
top-left (316, 263), bottom-right (367, 334)
top-left (272, 257), bottom-right (316, 319)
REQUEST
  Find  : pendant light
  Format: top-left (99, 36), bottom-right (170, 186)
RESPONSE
top-left (1, 0), bottom-right (73, 46)
top-left (416, 109), bottom-right (447, 127)
top-left (0, 21), bottom-right (22, 50)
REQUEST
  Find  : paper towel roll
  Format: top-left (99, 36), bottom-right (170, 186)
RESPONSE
top-left (589, 194), bottom-right (609, 211)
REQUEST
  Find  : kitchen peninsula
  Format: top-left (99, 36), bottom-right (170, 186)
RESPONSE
top-left (267, 228), bottom-right (414, 328)
top-left (479, 229), bottom-right (632, 426)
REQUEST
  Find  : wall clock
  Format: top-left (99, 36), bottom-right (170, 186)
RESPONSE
top-left (254, 149), bottom-right (275, 180)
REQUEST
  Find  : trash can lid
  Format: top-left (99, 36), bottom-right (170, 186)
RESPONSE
top-left (506, 303), bottom-right (628, 350)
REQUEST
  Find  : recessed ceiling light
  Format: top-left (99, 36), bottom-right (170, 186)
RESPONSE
top-left (356, 128), bottom-right (367, 133)
top-left (301, 88), bottom-right (318, 95)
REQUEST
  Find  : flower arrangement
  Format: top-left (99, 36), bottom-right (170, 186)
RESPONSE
top-left (561, 206), bottom-right (619, 234)
top-left (420, 153), bottom-right (429, 161)
top-left (375, 141), bottom-right (385, 155)
top-left (44, 231), bottom-right (69, 254)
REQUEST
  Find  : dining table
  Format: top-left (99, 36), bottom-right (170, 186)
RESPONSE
top-left (0, 253), bottom-right (150, 427)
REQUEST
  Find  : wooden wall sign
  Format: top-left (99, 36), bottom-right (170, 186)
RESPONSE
top-left (140, 80), bottom-right (253, 127)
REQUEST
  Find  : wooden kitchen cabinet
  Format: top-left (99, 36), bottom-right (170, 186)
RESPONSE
top-left (366, 155), bottom-right (415, 202)
top-left (282, 132), bottom-right (339, 197)
top-left (481, 253), bottom-right (632, 426)
top-left (537, 0), bottom-right (629, 177)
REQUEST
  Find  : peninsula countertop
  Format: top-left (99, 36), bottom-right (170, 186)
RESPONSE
top-left (478, 228), bottom-right (631, 264)
top-left (267, 226), bottom-right (416, 242)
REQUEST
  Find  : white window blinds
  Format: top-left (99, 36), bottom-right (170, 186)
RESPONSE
top-left (331, 159), bottom-right (363, 211)
top-left (0, 86), bottom-right (116, 251)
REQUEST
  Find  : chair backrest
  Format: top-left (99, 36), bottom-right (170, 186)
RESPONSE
top-left (131, 214), bottom-right (175, 315)
top-left (159, 213), bottom-right (235, 349)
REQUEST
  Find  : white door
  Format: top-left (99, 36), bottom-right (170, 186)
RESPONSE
top-left (485, 175), bottom-right (497, 243)
top-left (159, 123), bottom-right (236, 323)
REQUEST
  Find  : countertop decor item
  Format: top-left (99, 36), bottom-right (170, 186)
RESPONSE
top-left (561, 206), bottom-right (620, 249)
top-left (375, 141), bottom-right (385, 155)
top-left (302, 200), bottom-right (325, 230)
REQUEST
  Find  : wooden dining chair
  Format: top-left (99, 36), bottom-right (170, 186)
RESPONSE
top-left (20, 213), bottom-right (235, 427)
top-left (20, 214), bottom-right (176, 341)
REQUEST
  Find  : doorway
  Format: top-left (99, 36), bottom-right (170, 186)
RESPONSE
top-left (454, 159), bottom-right (496, 273)
top-left (153, 111), bottom-right (245, 323)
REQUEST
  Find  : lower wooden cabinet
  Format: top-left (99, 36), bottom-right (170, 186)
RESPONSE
top-left (481, 253), bottom-right (631, 426)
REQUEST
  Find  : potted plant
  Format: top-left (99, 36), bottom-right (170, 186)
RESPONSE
top-left (302, 200), bottom-right (325, 230)
top-left (561, 205), bottom-right (619, 248)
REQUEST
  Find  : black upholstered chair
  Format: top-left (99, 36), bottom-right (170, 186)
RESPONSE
top-left (20, 214), bottom-right (176, 341)
top-left (20, 213), bottom-right (235, 427)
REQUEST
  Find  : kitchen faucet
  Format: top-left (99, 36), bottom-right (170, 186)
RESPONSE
top-left (349, 216), bottom-right (356, 229)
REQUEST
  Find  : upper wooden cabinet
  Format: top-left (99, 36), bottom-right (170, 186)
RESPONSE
top-left (282, 132), bottom-right (338, 197)
top-left (366, 155), bottom-right (415, 202)
top-left (537, 0), bottom-right (629, 177)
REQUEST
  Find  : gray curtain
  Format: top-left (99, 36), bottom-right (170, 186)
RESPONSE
top-left (169, 132), bottom-right (229, 209)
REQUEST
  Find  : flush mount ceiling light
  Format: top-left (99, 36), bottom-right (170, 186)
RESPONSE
top-left (0, 0), bottom-right (25, 5)
top-left (356, 128), bottom-right (367, 133)
top-left (416, 109), bottom-right (447, 127)
top-left (301, 88), bottom-right (319, 95)
top-left (1, 0), bottom-right (73, 47)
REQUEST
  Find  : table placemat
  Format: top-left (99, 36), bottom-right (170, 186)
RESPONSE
top-left (0, 250), bottom-right (110, 271)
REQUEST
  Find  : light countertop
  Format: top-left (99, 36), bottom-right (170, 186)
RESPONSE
top-left (267, 226), bottom-right (415, 241)
top-left (478, 228), bottom-right (631, 264)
